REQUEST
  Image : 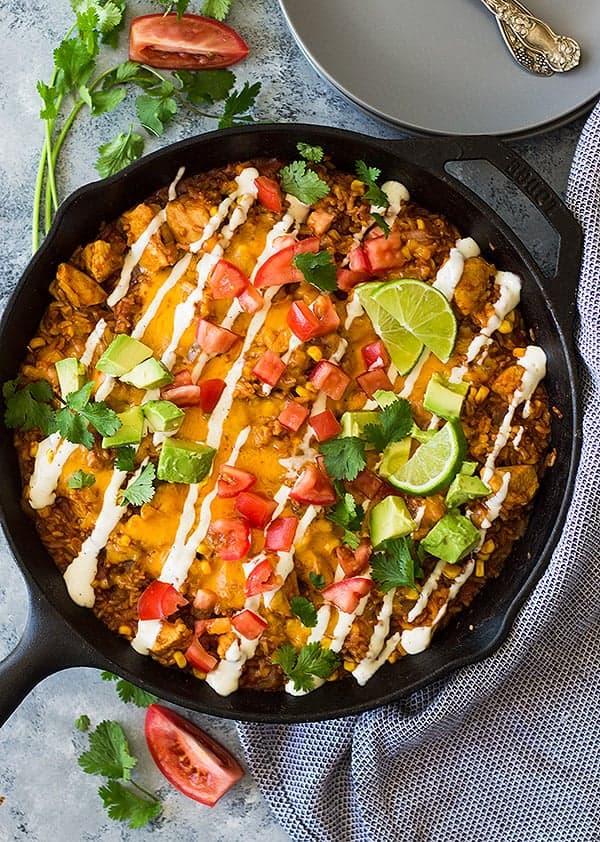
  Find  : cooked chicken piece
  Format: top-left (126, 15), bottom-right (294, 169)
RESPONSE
top-left (453, 257), bottom-right (495, 325)
top-left (153, 619), bottom-right (193, 657)
top-left (491, 365), bottom-right (523, 402)
top-left (307, 209), bottom-right (335, 237)
top-left (494, 465), bottom-right (539, 509)
top-left (409, 493), bottom-right (447, 539)
top-left (49, 263), bottom-right (106, 307)
top-left (80, 239), bottom-right (124, 283)
top-left (120, 203), bottom-right (179, 272)
top-left (166, 195), bottom-right (211, 246)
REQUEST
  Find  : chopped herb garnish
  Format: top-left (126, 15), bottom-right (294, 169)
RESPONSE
top-left (99, 781), bottom-right (161, 830)
top-left (75, 714), bottom-right (91, 732)
top-left (309, 572), bottom-right (325, 590)
top-left (371, 211), bottom-right (390, 238)
top-left (218, 81), bottom-right (261, 128)
top-left (272, 642), bottom-right (340, 692)
top-left (356, 160), bottom-right (389, 209)
top-left (279, 160), bottom-right (330, 205)
top-left (202, 0), bottom-right (235, 20)
top-left (68, 470), bottom-right (96, 489)
top-left (119, 463), bottom-right (156, 507)
top-left (101, 671), bottom-right (158, 708)
top-left (371, 536), bottom-right (422, 591)
top-left (327, 493), bottom-right (365, 549)
top-left (319, 436), bottom-right (366, 482)
top-left (3, 378), bottom-right (55, 434)
top-left (173, 69), bottom-right (235, 104)
top-left (297, 142), bottom-right (324, 163)
top-left (154, 0), bottom-right (190, 18)
top-left (293, 250), bottom-right (337, 291)
top-left (96, 127), bottom-right (145, 178)
top-left (363, 397), bottom-right (413, 452)
top-left (115, 445), bottom-right (136, 472)
top-left (290, 596), bottom-right (318, 628)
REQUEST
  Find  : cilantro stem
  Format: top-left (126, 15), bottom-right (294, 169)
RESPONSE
top-left (130, 780), bottom-right (160, 803)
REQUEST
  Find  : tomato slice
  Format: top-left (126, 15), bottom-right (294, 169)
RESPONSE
top-left (244, 557), bottom-right (281, 597)
top-left (361, 340), bottom-right (390, 371)
top-left (289, 464), bottom-right (337, 506)
top-left (145, 704), bottom-right (243, 806)
top-left (160, 383), bottom-right (203, 407)
top-left (253, 237), bottom-right (320, 289)
top-left (231, 609), bottom-right (268, 640)
top-left (321, 577), bottom-right (372, 613)
top-left (210, 259), bottom-right (249, 300)
top-left (237, 284), bottom-right (263, 314)
top-left (193, 588), bottom-right (218, 611)
top-left (278, 400), bottom-right (309, 432)
top-left (309, 360), bottom-right (351, 400)
top-left (356, 368), bottom-right (394, 397)
top-left (217, 465), bottom-right (257, 499)
top-left (312, 294), bottom-right (340, 334)
top-left (209, 517), bottom-right (250, 561)
top-left (198, 378), bottom-right (226, 413)
top-left (235, 492), bottom-right (277, 529)
top-left (196, 319), bottom-right (240, 354)
top-left (138, 581), bottom-right (187, 621)
top-left (254, 176), bottom-right (283, 213)
top-left (252, 350), bottom-right (286, 387)
top-left (265, 516), bottom-right (299, 551)
top-left (335, 540), bottom-right (371, 577)
top-left (308, 409), bottom-right (342, 442)
top-left (129, 14), bottom-right (249, 70)
top-left (185, 639), bottom-right (218, 673)
top-left (363, 232), bottom-right (406, 272)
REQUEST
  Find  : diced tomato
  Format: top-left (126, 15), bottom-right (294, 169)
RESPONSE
top-left (321, 577), bottom-right (372, 613)
top-left (312, 294), bottom-right (340, 334)
top-left (289, 464), bottom-right (337, 506)
top-left (210, 259), bottom-right (249, 299)
top-left (348, 468), bottom-right (384, 500)
top-left (335, 540), bottom-right (372, 577)
top-left (194, 378), bottom-right (225, 412)
top-left (309, 409), bottom-right (342, 442)
top-left (253, 237), bottom-right (320, 289)
top-left (254, 176), bottom-right (283, 213)
top-left (196, 319), bottom-right (240, 354)
top-left (193, 589), bottom-right (218, 611)
top-left (173, 369), bottom-right (192, 386)
top-left (244, 557), bottom-right (281, 597)
top-left (237, 284), bottom-right (263, 314)
top-left (361, 340), bottom-right (390, 371)
top-left (287, 301), bottom-right (321, 341)
top-left (235, 492), bottom-right (277, 529)
top-left (252, 350), bottom-right (286, 387)
top-left (363, 232), bottom-right (405, 272)
top-left (129, 14), bottom-right (249, 70)
top-left (231, 609), bottom-right (268, 640)
top-left (194, 619), bottom-right (210, 637)
top-left (138, 581), bottom-right (187, 621)
top-left (217, 465), bottom-right (256, 499)
top-left (184, 639), bottom-right (218, 673)
top-left (209, 517), bottom-right (250, 561)
top-left (336, 268), bottom-right (369, 291)
top-left (160, 383), bottom-right (202, 406)
top-left (356, 368), bottom-right (394, 397)
top-left (315, 454), bottom-right (329, 474)
top-left (349, 245), bottom-right (371, 273)
top-left (278, 401), bottom-right (309, 432)
top-left (265, 516), bottom-right (298, 552)
top-left (309, 360), bottom-right (351, 400)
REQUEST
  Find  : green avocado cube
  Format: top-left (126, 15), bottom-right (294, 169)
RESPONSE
top-left (423, 373), bottom-right (469, 420)
top-left (420, 511), bottom-right (481, 564)
top-left (410, 423), bottom-right (436, 444)
top-left (370, 496), bottom-right (415, 547)
top-left (373, 389), bottom-right (398, 408)
top-left (446, 474), bottom-right (490, 509)
top-left (120, 358), bottom-right (174, 390)
top-left (340, 410), bottom-right (380, 448)
top-left (143, 400), bottom-right (185, 434)
top-left (378, 438), bottom-right (412, 481)
top-left (96, 335), bottom-right (153, 377)
top-left (55, 357), bottom-right (86, 399)
top-left (459, 461), bottom-right (478, 476)
top-left (157, 438), bottom-right (216, 484)
top-left (101, 406), bottom-right (144, 449)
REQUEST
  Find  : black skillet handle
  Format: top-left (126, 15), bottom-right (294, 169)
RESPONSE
top-left (392, 135), bottom-right (583, 327)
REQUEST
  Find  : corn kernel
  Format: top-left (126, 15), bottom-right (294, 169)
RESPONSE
top-left (402, 245), bottom-right (412, 259)
top-left (416, 218), bottom-right (426, 230)
top-left (173, 651), bottom-right (187, 669)
top-left (482, 539), bottom-right (495, 554)
top-left (350, 179), bottom-right (365, 194)
top-left (405, 588), bottom-right (419, 600)
top-left (444, 563), bottom-right (460, 579)
top-left (295, 385), bottom-right (311, 398)
top-left (307, 345), bottom-right (323, 362)
top-left (29, 337), bottom-right (45, 349)
top-left (513, 347), bottom-right (526, 358)
top-left (120, 534), bottom-right (131, 547)
top-left (197, 541), bottom-right (209, 556)
top-left (475, 385), bottom-right (489, 403)
top-left (118, 624), bottom-right (132, 636)
top-left (30, 442), bottom-right (39, 457)
top-left (343, 660), bottom-right (356, 672)
top-left (192, 669), bottom-right (207, 680)
top-left (476, 559), bottom-right (485, 578)
top-left (388, 651), bottom-right (399, 664)
top-left (207, 617), bottom-right (231, 635)
top-left (498, 319), bottom-right (513, 334)
top-left (209, 205), bottom-right (218, 217)
top-left (199, 560), bottom-right (211, 575)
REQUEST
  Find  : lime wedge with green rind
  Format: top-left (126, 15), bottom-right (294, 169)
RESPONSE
top-left (356, 284), bottom-right (424, 374)
top-left (371, 278), bottom-right (457, 363)
top-left (384, 419), bottom-right (466, 496)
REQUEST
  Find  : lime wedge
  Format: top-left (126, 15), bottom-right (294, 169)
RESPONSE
top-left (372, 278), bottom-right (457, 362)
top-left (385, 420), bottom-right (466, 496)
top-left (356, 285), bottom-right (424, 374)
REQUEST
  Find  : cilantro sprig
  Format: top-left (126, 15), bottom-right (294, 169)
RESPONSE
top-left (309, 572), bottom-right (325, 590)
top-left (327, 493), bottom-right (365, 549)
top-left (273, 642), bottom-right (340, 692)
top-left (68, 469), bottom-right (96, 489)
top-left (319, 436), bottom-right (366, 482)
top-left (297, 142), bottom-right (324, 163)
top-left (363, 397), bottom-right (412, 452)
top-left (371, 537), bottom-right (422, 591)
top-left (290, 596), bottom-right (318, 628)
top-left (293, 250), bottom-right (337, 291)
top-left (101, 671), bottom-right (158, 708)
top-left (119, 463), bottom-right (156, 507)
top-left (280, 160), bottom-right (330, 205)
top-left (153, 1), bottom-right (237, 21)
top-left (356, 160), bottom-right (389, 209)
top-left (115, 445), bottom-right (136, 472)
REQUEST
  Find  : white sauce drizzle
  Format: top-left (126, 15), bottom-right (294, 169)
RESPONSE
top-left (81, 318), bottom-right (107, 366)
top-left (432, 248), bottom-right (464, 301)
top-left (399, 348), bottom-right (430, 399)
top-left (131, 620), bottom-right (162, 656)
top-left (206, 635), bottom-right (259, 697)
top-left (456, 237), bottom-right (480, 259)
top-left (28, 434), bottom-right (78, 510)
top-left (481, 471), bottom-right (511, 529)
top-left (131, 252), bottom-right (192, 341)
top-left (513, 425), bottom-right (524, 448)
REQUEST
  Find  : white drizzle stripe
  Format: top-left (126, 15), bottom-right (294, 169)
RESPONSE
top-left (432, 248), bottom-right (464, 301)
top-left (354, 633), bottom-right (401, 685)
top-left (95, 372), bottom-right (115, 402)
top-left (131, 253), bottom-right (192, 341)
top-left (168, 167), bottom-right (185, 201)
top-left (107, 210), bottom-right (167, 307)
top-left (206, 636), bottom-right (260, 697)
top-left (481, 472), bottom-right (511, 529)
top-left (81, 319), bottom-right (107, 366)
top-left (263, 505), bottom-right (318, 609)
top-left (399, 348), bottom-right (430, 399)
top-left (28, 434), bottom-right (78, 510)
top-left (407, 560), bottom-right (446, 623)
top-left (131, 620), bottom-right (162, 656)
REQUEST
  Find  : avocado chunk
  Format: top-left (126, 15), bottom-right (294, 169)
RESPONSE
top-left (420, 511), bottom-right (480, 564)
top-left (157, 438), bottom-right (216, 484)
top-left (120, 358), bottom-right (174, 390)
top-left (55, 357), bottom-right (86, 399)
top-left (96, 335), bottom-right (153, 377)
top-left (373, 389), bottom-right (398, 408)
top-left (143, 400), bottom-right (185, 434)
top-left (410, 423), bottom-right (436, 444)
top-left (459, 461), bottom-right (477, 476)
top-left (101, 406), bottom-right (144, 449)
top-left (370, 496), bottom-right (415, 547)
top-left (423, 373), bottom-right (469, 420)
top-left (340, 410), bottom-right (380, 447)
top-left (446, 474), bottom-right (490, 508)
top-left (378, 438), bottom-right (412, 481)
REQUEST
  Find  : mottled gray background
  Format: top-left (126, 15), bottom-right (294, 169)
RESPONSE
top-left (0, 0), bottom-right (590, 839)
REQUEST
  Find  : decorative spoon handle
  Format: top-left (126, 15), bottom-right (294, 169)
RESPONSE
top-left (479, 0), bottom-right (581, 72)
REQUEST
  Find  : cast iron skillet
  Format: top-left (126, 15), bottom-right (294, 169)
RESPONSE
top-left (0, 125), bottom-right (582, 726)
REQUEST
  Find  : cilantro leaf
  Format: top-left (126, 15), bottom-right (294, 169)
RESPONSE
top-left (88, 86), bottom-right (127, 116)
top-left (154, 0), bottom-right (190, 18)
top-left (319, 436), bottom-right (366, 482)
top-left (54, 381), bottom-right (120, 446)
top-left (202, 0), bottom-right (234, 21)
top-left (327, 493), bottom-right (364, 548)
top-left (68, 469), bottom-right (96, 489)
top-left (119, 463), bottom-right (156, 507)
top-left (3, 378), bottom-right (56, 434)
top-left (290, 596), bottom-right (318, 628)
top-left (297, 142), bottom-right (324, 163)
top-left (98, 780), bottom-right (161, 829)
top-left (96, 127), bottom-right (144, 178)
top-left (273, 642), bottom-right (340, 692)
top-left (371, 211), bottom-right (390, 238)
top-left (136, 85), bottom-right (178, 137)
top-left (115, 446), bottom-right (136, 472)
top-left (37, 81), bottom-right (59, 120)
top-left (218, 81), bottom-right (261, 128)
top-left (75, 714), bottom-right (91, 732)
top-left (78, 720), bottom-right (137, 781)
top-left (279, 160), bottom-right (330, 205)
top-left (363, 398), bottom-right (412, 452)
top-left (293, 250), bottom-right (337, 291)
top-left (52, 407), bottom-right (94, 449)
top-left (100, 672), bottom-right (158, 708)
top-left (80, 401), bottom-right (121, 437)
top-left (175, 69), bottom-right (235, 104)
top-left (371, 537), bottom-right (421, 591)
top-left (54, 37), bottom-right (96, 96)
top-left (309, 572), bottom-right (325, 590)
top-left (356, 160), bottom-right (389, 209)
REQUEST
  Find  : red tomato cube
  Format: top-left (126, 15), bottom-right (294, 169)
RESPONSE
top-left (252, 350), bottom-right (286, 387)
top-left (196, 319), bottom-right (240, 354)
top-left (308, 409), bottom-right (342, 442)
top-left (231, 609), bottom-right (268, 640)
top-left (265, 516), bottom-right (298, 552)
top-left (361, 340), bottom-right (390, 371)
top-left (309, 361), bottom-right (351, 400)
top-left (278, 401), bottom-right (309, 432)
top-left (209, 259), bottom-right (249, 299)
top-left (356, 368), bottom-right (394, 397)
top-left (235, 492), bottom-right (277, 529)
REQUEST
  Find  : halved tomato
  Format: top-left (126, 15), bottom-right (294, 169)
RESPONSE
top-left (287, 295), bottom-right (340, 342)
top-left (309, 360), bottom-right (350, 400)
top-left (309, 409), bottom-right (342, 442)
top-left (356, 368), bottom-right (394, 397)
top-left (235, 492), bottom-right (277, 529)
top-left (184, 639), bottom-right (217, 673)
top-left (254, 176), bottom-right (283, 213)
top-left (209, 517), bottom-right (250, 561)
top-left (348, 245), bottom-right (371, 273)
top-left (321, 577), bottom-right (372, 613)
top-left (253, 237), bottom-right (320, 289)
top-left (278, 401), bottom-right (309, 432)
top-left (196, 319), bottom-right (240, 354)
top-left (244, 557), bottom-right (281, 597)
top-left (231, 609), bottom-right (268, 640)
top-left (198, 378), bottom-right (226, 412)
top-left (210, 260), bottom-right (249, 300)
top-left (361, 340), bottom-right (390, 371)
top-left (217, 465), bottom-right (256, 499)
top-left (129, 14), bottom-right (249, 70)
top-left (252, 350), bottom-right (286, 387)
top-left (289, 464), bottom-right (337, 506)
top-left (265, 516), bottom-right (298, 552)
top-left (138, 581), bottom-right (187, 621)
top-left (145, 704), bottom-right (243, 806)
